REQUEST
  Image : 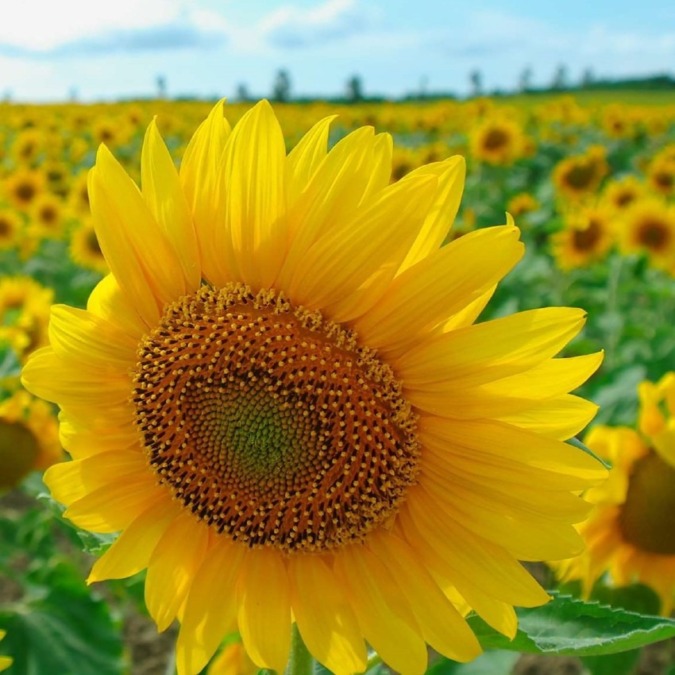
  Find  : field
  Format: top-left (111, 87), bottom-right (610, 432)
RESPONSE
top-left (1, 91), bottom-right (675, 674)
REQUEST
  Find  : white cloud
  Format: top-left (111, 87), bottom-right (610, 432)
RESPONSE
top-left (260, 0), bottom-right (375, 48)
top-left (0, 0), bottom-right (230, 56)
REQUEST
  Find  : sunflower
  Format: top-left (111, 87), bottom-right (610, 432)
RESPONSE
top-left (208, 638), bottom-right (257, 675)
top-left (0, 208), bottom-right (22, 251)
top-left (3, 167), bottom-right (45, 211)
top-left (0, 389), bottom-right (61, 491)
top-left (553, 146), bottom-right (609, 202)
top-left (617, 198), bottom-right (675, 270)
top-left (647, 157), bottom-right (675, 198)
top-left (69, 218), bottom-right (108, 274)
top-left (469, 116), bottom-right (527, 166)
top-left (507, 192), bottom-right (539, 218)
top-left (30, 192), bottom-right (66, 239)
top-left (22, 100), bottom-right (606, 675)
top-left (601, 175), bottom-right (647, 214)
top-left (556, 373), bottom-right (675, 615)
top-left (551, 203), bottom-right (615, 270)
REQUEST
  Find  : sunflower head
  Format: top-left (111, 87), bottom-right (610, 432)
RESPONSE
top-left (555, 372), bottom-right (675, 614)
top-left (22, 100), bottom-right (606, 675)
top-left (553, 146), bottom-right (609, 201)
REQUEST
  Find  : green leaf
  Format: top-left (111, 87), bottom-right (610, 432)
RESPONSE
top-left (467, 592), bottom-right (675, 656)
top-left (428, 650), bottom-right (520, 674)
top-left (581, 650), bottom-right (641, 675)
top-left (0, 562), bottom-right (124, 675)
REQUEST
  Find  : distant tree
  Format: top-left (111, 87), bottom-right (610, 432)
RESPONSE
top-left (581, 67), bottom-right (595, 88)
top-left (551, 64), bottom-right (568, 91)
top-left (518, 66), bottom-right (533, 93)
top-left (469, 69), bottom-right (483, 97)
top-left (236, 82), bottom-right (250, 102)
top-left (272, 69), bottom-right (292, 102)
top-left (346, 74), bottom-right (364, 102)
top-left (156, 75), bottom-right (167, 99)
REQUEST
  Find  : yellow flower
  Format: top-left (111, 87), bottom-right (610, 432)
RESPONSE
top-left (0, 208), bottom-right (22, 250)
top-left (647, 157), bottom-right (675, 198)
top-left (556, 373), bottom-right (675, 615)
top-left (551, 203), bottom-right (615, 270)
top-left (30, 192), bottom-right (66, 240)
top-left (469, 116), bottom-right (527, 166)
top-left (0, 389), bottom-right (62, 490)
top-left (208, 639), bottom-right (257, 675)
top-left (3, 167), bottom-right (45, 211)
top-left (22, 100), bottom-right (605, 675)
top-left (69, 218), bottom-right (108, 275)
top-left (507, 192), bottom-right (539, 218)
top-left (553, 146), bottom-right (609, 202)
top-left (617, 198), bottom-right (675, 270)
top-left (0, 630), bottom-right (11, 672)
top-left (601, 175), bottom-right (647, 214)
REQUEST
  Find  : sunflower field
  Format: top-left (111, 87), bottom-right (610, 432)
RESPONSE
top-left (1, 93), bottom-right (675, 675)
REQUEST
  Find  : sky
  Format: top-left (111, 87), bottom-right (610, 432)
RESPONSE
top-left (1, 0), bottom-right (674, 102)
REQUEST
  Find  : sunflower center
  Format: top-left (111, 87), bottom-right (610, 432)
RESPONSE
top-left (618, 450), bottom-right (675, 555)
top-left (572, 218), bottom-right (602, 252)
top-left (133, 283), bottom-right (420, 553)
top-left (565, 163), bottom-right (595, 190)
top-left (637, 219), bottom-right (670, 251)
top-left (483, 128), bottom-right (509, 151)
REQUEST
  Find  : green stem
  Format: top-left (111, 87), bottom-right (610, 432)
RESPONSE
top-left (285, 624), bottom-right (314, 675)
top-left (365, 652), bottom-right (383, 672)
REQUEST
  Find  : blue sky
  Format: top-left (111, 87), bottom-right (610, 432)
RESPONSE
top-left (1, 0), bottom-right (674, 102)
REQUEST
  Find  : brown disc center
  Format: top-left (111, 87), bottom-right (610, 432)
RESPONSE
top-left (133, 283), bottom-right (420, 553)
top-left (618, 450), bottom-right (675, 555)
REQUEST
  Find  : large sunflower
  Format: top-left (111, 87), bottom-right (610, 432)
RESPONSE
top-left (556, 373), bottom-right (675, 615)
top-left (22, 100), bottom-right (606, 675)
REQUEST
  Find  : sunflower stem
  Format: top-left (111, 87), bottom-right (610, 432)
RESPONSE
top-left (365, 652), bottom-right (383, 671)
top-left (285, 624), bottom-right (314, 675)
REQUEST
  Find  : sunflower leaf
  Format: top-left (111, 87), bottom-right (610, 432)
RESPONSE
top-left (467, 592), bottom-right (675, 656)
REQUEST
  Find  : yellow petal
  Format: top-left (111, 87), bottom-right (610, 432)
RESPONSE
top-left (286, 115), bottom-right (336, 206)
top-left (145, 511), bottom-right (210, 631)
top-left (86, 274), bottom-right (147, 340)
top-left (22, 348), bottom-right (131, 409)
top-left (334, 545), bottom-right (428, 675)
top-left (276, 126), bottom-right (378, 288)
top-left (89, 146), bottom-right (190, 325)
top-left (289, 556), bottom-right (367, 675)
top-left (141, 119), bottom-right (201, 292)
top-left (288, 173), bottom-right (437, 312)
top-left (88, 498), bottom-right (180, 582)
top-left (49, 305), bottom-right (137, 368)
top-left (372, 532), bottom-right (482, 663)
top-left (62, 477), bottom-right (160, 533)
top-left (179, 100), bottom-right (232, 286)
top-left (59, 418), bottom-right (139, 459)
top-left (398, 307), bottom-right (587, 386)
top-left (219, 100), bottom-right (287, 288)
top-left (176, 539), bottom-right (245, 675)
top-left (355, 225), bottom-right (523, 353)
top-left (237, 548), bottom-right (291, 672)
top-left (399, 156), bottom-right (466, 271)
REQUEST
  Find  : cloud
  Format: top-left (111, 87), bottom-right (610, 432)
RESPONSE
top-left (261, 0), bottom-right (374, 48)
top-left (0, 0), bottom-right (229, 58)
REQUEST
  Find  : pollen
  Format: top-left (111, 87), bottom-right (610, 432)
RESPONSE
top-left (133, 283), bottom-right (420, 553)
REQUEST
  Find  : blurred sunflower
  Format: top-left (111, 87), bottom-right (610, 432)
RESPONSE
top-left (69, 218), bottom-right (108, 274)
top-left (601, 175), bottom-right (647, 214)
top-left (4, 167), bottom-right (45, 211)
top-left (551, 204), bottom-right (614, 270)
top-left (469, 116), bottom-right (526, 166)
top-left (507, 192), bottom-right (539, 218)
top-left (647, 157), bottom-right (675, 198)
top-left (30, 192), bottom-right (66, 240)
top-left (553, 146), bottom-right (609, 202)
top-left (0, 208), bottom-right (22, 250)
top-left (617, 198), bottom-right (675, 270)
top-left (0, 389), bottom-right (61, 491)
top-left (23, 100), bottom-right (605, 675)
top-left (0, 276), bottom-right (53, 362)
top-left (556, 373), bottom-right (675, 615)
